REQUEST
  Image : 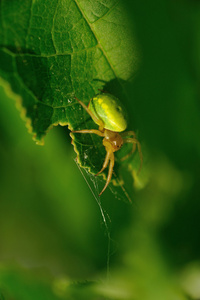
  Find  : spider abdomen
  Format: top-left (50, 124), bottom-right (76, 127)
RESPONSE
top-left (89, 93), bottom-right (128, 132)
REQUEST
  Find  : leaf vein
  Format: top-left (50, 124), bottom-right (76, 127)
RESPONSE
top-left (73, 0), bottom-right (118, 80)
top-left (25, 0), bottom-right (34, 48)
top-left (0, 45), bottom-right (98, 58)
top-left (51, 0), bottom-right (59, 54)
top-left (90, 0), bottom-right (119, 25)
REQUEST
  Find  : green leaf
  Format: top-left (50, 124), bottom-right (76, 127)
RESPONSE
top-left (0, 0), bottom-right (142, 197)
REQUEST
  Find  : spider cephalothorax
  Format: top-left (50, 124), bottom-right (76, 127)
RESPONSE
top-left (72, 93), bottom-right (143, 196)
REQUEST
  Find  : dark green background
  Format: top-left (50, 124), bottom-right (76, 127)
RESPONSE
top-left (0, 0), bottom-right (200, 299)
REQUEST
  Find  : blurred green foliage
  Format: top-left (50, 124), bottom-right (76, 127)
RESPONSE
top-left (0, 0), bottom-right (200, 300)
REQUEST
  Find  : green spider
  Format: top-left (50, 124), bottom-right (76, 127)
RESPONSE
top-left (72, 93), bottom-right (143, 196)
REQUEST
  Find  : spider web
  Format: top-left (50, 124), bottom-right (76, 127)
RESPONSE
top-left (74, 158), bottom-right (132, 278)
top-left (74, 159), bottom-right (112, 277)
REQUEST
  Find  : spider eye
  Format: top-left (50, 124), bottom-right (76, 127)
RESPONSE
top-left (116, 106), bottom-right (121, 112)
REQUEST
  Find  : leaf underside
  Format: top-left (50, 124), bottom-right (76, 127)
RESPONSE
top-left (0, 0), bottom-right (138, 191)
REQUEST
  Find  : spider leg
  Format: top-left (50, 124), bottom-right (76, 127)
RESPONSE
top-left (98, 152), bottom-right (115, 196)
top-left (122, 138), bottom-right (143, 174)
top-left (72, 129), bottom-right (104, 137)
top-left (120, 130), bottom-right (136, 138)
top-left (120, 131), bottom-right (137, 157)
top-left (121, 144), bottom-right (136, 161)
top-left (95, 141), bottom-right (115, 196)
top-left (121, 142), bottom-right (136, 162)
top-left (74, 97), bottom-right (104, 131)
top-left (95, 144), bottom-right (113, 177)
top-left (98, 89), bottom-right (109, 93)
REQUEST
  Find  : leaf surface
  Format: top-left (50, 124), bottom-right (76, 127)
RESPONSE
top-left (0, 0), bottom-right (140, 194)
